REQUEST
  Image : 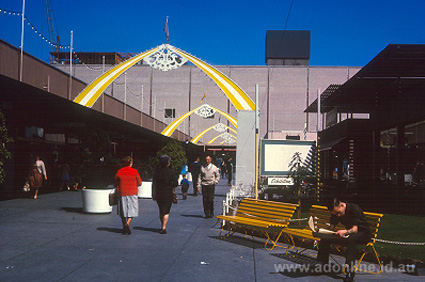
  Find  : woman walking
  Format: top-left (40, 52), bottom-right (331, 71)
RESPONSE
top-left (152, 155), bottom-right (178, 234)
top-left (114, 156), bottom-right (142, 235)
top-left (31, 156), bottom-right (47, 199)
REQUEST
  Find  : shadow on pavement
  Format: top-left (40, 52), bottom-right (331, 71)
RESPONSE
top-left (180, 214), bottom-right (205, 218)
top-left (97, 227), bottom-right (123, 234)
top-left (209, 235), bottom-right (265, 249)
top-left (61, 207), bottom-right (84, 214)
top-left (272, 251), bottom-right (318, 264)
top-left (133, 226), bottom-right (161, 233)
top-left (271, 251), bottom-right (343, 280)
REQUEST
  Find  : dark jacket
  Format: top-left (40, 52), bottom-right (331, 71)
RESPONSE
top-left (152, 167), bottom-right (178, 199)
top-left (189, 161), bottom-right (202, 177)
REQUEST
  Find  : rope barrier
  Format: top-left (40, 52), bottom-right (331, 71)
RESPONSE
top-left (374, 238), bottom-right (425, 246)
top-left (289, 217), bottom-right (309, 222)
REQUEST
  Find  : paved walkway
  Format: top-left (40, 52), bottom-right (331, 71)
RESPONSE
top-left (0, 179), bottom-right (422, 281)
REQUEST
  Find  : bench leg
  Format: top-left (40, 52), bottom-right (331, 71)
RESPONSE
top-left (353, 243), bottom-right (382, 274)
top-left (219, 224), bottom-right (236, 239)
top-left (264, 229), bottom-right (285, 251)
top-left (284, 234), bottom-right (297, 255)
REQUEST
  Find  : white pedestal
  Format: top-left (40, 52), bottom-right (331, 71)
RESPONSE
top-left (81, 188), bottom-right (113, 213)
top-left (138, 182), bottom-right (152, 198)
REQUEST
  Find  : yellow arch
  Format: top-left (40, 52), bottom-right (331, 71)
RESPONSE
top-left (220, 137), bottom-right (236, 144)
top-left (73, 46), bottom-right (160, 107)
top-left (161, 104), bottom-right (237, 137)
top-left (73, 44), bottom-right (255, 111)
top-left (207, 132), bottom-right (238, 145)
top-left (172, 46), bottom-right (255, 111)
top-left (191, 124), bottom-right (217, 144)
top-left (191, 124), bottom-right (237, 144)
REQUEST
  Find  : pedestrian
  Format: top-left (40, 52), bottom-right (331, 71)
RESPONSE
top-left (59, 161), bottom-right (71, 190)
top-left (32, 156), bottom-right (47, 200)
top-left (180, 174), bottom-right (190, 200)
top-left (189, 157), bottom-right (202, 196)
top-left (114, 156), bottom-right (142, 235)
top-left (28, 163), bottom-right (41, 199)
top-left (226, 157), bottom-right (233, 186)
top-left (220, 160), bottom-right (226, 178)
top-left (197, 156), bottom-right (220, 218)
top-left (152, 155), bottom-right (178, 234)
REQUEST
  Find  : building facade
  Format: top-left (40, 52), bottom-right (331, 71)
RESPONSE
top-left (55, 63), bottom-right (362, 144)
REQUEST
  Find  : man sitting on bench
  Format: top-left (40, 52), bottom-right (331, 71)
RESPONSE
top-left (316, 198), bottom-right (372, 282)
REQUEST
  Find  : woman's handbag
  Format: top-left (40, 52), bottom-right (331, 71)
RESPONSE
top-left (172, 193), bottom-right (178, 204)
top-left (23, 181), bottom-right (30, 192)
top-left (109, 189), bottom-right (118, 206)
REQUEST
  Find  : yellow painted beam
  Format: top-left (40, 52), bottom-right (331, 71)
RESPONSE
top-left (161, 104), bottom-right (237, 137)
top-left (73, 47), bottom-right (159, 107)
top-left (173, 47), bottom-right (255, 111)
top-left (207, 131), bottom-right (238, 144)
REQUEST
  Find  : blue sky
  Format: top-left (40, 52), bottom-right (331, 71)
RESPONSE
top-left (1, 0), bottom-right (425, 66)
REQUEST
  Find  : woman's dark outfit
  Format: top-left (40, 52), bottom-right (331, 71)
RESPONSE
top-left (153, 167), bottom-right (178, 215)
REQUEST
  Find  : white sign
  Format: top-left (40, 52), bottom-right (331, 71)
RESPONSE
top-left (261, 140), bottom-right (316, 175)
top-left (268, 177), bottom-right (294, 186)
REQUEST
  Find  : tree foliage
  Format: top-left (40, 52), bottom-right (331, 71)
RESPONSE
top-left (287, 151), bottom-right (316, 201)
top-left (0, 110), bottom-right (13, 184)
top-left (156, 139), bottom-right (187, 176)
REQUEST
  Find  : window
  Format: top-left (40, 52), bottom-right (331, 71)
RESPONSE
top-left (164, 108), bottom-right (175, 118)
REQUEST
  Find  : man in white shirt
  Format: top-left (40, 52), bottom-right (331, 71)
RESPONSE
top-left (197, 156), bottom-right (220, 218)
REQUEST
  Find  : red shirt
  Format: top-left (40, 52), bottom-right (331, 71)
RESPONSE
top-left (114, 166), bottom-right (142, 196)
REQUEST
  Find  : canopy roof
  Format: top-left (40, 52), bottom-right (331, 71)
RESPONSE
top-left (305, 44), bottom-right (425, 113)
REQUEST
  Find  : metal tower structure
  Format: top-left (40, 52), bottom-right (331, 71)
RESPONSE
top-left (45, 0), bottom-right (59, 63)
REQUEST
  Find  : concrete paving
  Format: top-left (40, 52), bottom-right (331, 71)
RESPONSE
top-left (0, 179), bottom-right (422, 282)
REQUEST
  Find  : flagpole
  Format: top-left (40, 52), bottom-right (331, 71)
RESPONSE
top-left (19, 0), bottom-right (26, 82)
top-left (69, 30), bottom-right (73, 100)
top-left (255, 84), bottom-right (259, 199)
top-left (164, 16), bottom-right (170, 44)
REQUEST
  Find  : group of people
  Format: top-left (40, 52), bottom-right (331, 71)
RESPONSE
top-left (31, 154), bottom-right (370, 281)
top-left (26, 156), bottom-right (85, 200)
top-left (113, 155), bottom-right (220, 235)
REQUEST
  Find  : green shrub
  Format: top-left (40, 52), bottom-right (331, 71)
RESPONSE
top-left (155, 139), bottom-right (187, 176)
top-left (0, 110), bottom-right (13, 185)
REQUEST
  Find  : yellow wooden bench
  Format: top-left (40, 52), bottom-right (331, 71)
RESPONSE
top-left (216, 198), bottom-right (298, 250)
top-left (283, 205), bottom-right (384, 274)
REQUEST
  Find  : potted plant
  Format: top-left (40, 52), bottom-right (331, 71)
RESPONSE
top-left (288, 151), bottom-right (317, 221)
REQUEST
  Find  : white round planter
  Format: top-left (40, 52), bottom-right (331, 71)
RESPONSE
top-left (138, 182), bottom-right (152, 198)
top-left (81, 188), bottom-right (113, 213)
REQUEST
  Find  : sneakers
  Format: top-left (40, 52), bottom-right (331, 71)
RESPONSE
top-left (159, 229), bottom-right (167, 234)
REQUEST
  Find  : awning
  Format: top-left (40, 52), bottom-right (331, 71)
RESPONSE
top-left (319, 137), bottom-right (346, 151)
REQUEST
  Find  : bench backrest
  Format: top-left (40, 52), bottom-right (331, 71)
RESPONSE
top-left (235, 198), bottom-right (299, 226)
top-left (309, 205), bottom-right (383, 239)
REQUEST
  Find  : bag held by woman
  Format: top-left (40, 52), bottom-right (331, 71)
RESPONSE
top-left (109, 189), bottom-right (118, 206)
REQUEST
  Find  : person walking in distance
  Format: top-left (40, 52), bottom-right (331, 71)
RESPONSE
top-left (197, 156), bottom-right (220, 218)
top-left (180, 174), bottom-right (189, 200)
top-left (226, 157), bottom-right (233, 186)
top-left (189, 157), bottom-right (202, 196)
top-left (32, 156), bottom-right (47, 199)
